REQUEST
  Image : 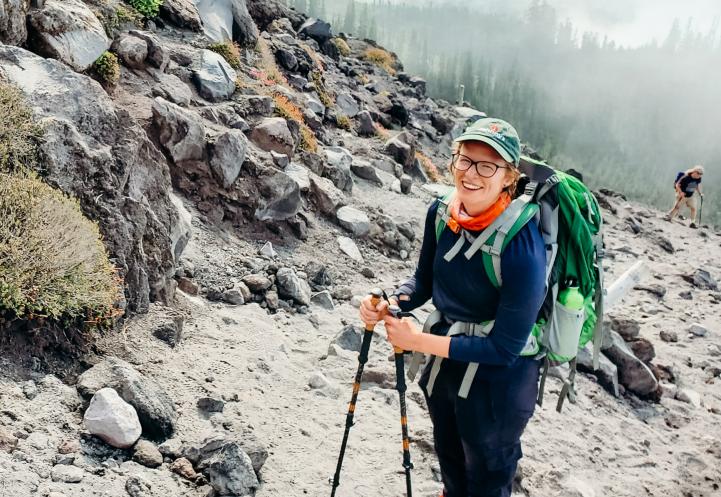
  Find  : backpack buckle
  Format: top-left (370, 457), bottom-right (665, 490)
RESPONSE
top-left (524, 181), bottom-right (538, 198)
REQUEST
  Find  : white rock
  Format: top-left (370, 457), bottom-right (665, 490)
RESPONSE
top-left (308, 372), bottom-right (330, 389)
top-left (285, 163), bottom-right (311, 191)
top-left (259, 241), bottom-right (277, 258)
top-left (336, 206), bottom-right (370, 237)
top-left (194, 49), bottom-right (237, 102)
top-left (50, 465), bottom-right (84, 483)
top-left (83, 388), bottom-right (142, 449)
top-left (676, 388), bottom-right (702, 408)
top-left (350, 295), bottom-right (363, 308)
top-left (338, 236), bottom-right (363, 262)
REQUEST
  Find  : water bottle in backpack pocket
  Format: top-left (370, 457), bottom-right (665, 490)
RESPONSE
top-left (546, 280), bottom-right (585, 363)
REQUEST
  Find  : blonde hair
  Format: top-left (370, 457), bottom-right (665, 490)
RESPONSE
top-left (449, 141), bottom-right (522, 197)
top-left (685, 165), bottom-right (704, 175)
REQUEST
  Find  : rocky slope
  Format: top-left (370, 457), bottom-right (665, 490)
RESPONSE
top-left (1, 1), bottom-right (721, 497)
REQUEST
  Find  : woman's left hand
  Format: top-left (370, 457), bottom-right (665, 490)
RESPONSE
top-left (383, 315), bottom-right (422, 352)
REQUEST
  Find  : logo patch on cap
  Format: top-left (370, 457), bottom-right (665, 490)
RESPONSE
top-left (488, 123), bottom-right (500, 133)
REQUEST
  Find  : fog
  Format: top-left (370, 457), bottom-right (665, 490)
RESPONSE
top-left (289, 0), bottom-right (721, 224)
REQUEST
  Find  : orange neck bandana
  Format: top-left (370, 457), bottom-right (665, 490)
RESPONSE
top-left (447, 191), bottom-right (511, 233)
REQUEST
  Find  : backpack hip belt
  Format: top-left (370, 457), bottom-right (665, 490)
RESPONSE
top-left (407, 310), bottom-right (539, 399)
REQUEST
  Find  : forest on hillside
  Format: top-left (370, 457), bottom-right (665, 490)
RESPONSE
top-left (288, 0), bottom-right (721, 225)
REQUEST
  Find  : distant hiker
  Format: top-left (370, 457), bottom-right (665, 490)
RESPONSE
top-left (361, 118), bottom-right (546, 497)
top-left (666, 165), bottom-right (704, 226)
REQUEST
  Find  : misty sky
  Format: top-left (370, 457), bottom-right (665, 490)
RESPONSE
top-left (358, 0), bottom-right (721, 48)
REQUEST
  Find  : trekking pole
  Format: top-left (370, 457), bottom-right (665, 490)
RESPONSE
top-left (330, 288), bottom-right (383, 497)
top-left (698, 195), bottom-right (704, 225)
top-left (388, 304), bottom-right (414, 497)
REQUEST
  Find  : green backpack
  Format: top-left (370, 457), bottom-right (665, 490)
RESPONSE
top-left (430, 156), bottom-right (605, 412)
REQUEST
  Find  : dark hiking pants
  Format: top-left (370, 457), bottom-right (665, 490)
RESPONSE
top-left (420, 356), bottom-right (540, 497)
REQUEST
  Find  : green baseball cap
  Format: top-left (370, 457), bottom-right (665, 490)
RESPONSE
top-left (454, 118), bottom-right (521, 165)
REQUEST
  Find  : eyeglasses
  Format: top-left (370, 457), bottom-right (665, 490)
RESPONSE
top-left (452, 153), bottom-right (508, 178)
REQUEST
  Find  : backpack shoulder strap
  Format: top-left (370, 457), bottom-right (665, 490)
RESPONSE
top-left (434, 190), bottom-right (455, 242)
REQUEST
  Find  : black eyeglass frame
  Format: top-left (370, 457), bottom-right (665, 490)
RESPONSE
top-left (451, 153), bottom-right (509, 178)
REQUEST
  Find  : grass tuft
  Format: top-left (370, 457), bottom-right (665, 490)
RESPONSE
top-left (0, 83), bottom-right (43, 174)
top-left (363, 47), bottom-right (396, 75)
top-left (208, 41), bottom-right (242, 69)
top-left (93, 51), bottom-right (121, 86)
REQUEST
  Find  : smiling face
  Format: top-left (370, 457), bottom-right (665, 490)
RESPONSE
top-left (451, 141), bottom-right (515, 216)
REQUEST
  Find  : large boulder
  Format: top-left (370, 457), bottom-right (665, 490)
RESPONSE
top-left (194, 0), bottom-right (259, 46)
top-left (298, 17), bottom-right (332, 44)
top-left (250, 117), bottom-right (295, 157)
top-left (255, 170), bottom-right (302, 221)
top-left (77, 357), bottom-right (177, 440)
top-left (208, 130), bottom-right (247, 188)
top-left (152, 97), bottom-right (206, 164)
top-left (602, 330), bottom-right (658, 397)
top-left (160, 0), bottom-right (203, 30)
top-left (194, 49), bottom-right (237, 102)
top-left (27, 0), bottom-right (110, 72)
top-left (0, 46), bottom-right (181, 312)
top-left (83, 388), bottom-right (142, 449)
top-left (336, 206), bottom-right (370, 237)
top-left (336, 92), bottom-right (359, 118)
top-left (111, 34), bottom-right (149, 70)
top-left (0, 0), bottom-right (30, 45)
top-left (309, 174), bottom-right (346, 216)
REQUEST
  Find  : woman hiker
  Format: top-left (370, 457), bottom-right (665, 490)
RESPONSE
top-left (360, 118), bottom-right (546, 497)
top-left (666, 165), bottom-right (704, 227)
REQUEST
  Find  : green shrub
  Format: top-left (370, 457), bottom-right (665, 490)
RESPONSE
top-left (333, 38), bottom-right (351, 57)
top-left (0, 173), bottom-right (121, 328)
top-left (208, 41), bottom-right (242, 69)
top-left (125, 0), bottom-right (162, 19)
top-left (0, 83), bottom-right (43, 174)
top-left (93, 51), bottom-right (120, 86)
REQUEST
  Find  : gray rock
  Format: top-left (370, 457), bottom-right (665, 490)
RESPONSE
top-left (689, 323), bottom-right (708, 337)
top-left (288, 74), bottom-right (309, 90)
top-left (77, 358), bottom-right (177, 440)
top-left (209, 129), bottom-right (247, 188)
top-left (336, 206), bottom-right (370, 237)
top-left (306, 95), bottom-right (326, 117)
top-left (276, 267), bottom-right (312, 305)
top-left (576, 344), bottom-right (619, 397)
top-left (250, 117), bottom-right (295, 157)
top-left (259, 241), bottom-right (277, 258)
top-left (197, 397), bottom-right (225, 413)
top-left (152, 97), bottom-right (206, 163)
top-left (195, 0), bottom-right (259, 46)
top-left (125, 476), bottom-right (152, 497)
top-left (324, 146), bottom-right (354, 192)
top-left (112, 34), bottom-right (148, 69)
top-left (683, 269), bottom-right (718, 290)
top-left (246, 0), bottom-right (305, 31)
top-left (373, 157), bottom-right (398, 175)
top-left (338, 236), bottom-right (363, 262)
top-left (270, 150), bottom-right (289, 167)
top-left (303, 108), bottom-right (323, 131)
top-left (160, 0), bottom-right (203, 30)
top-left (22, 380), bottom-right (37, 400)
top-left (234, 94), bottom-right (274, 117)
top-left (660, 329), bottom-right (678, 342)
top-left (336, 92), bottom-right (359, 118)
top-left (676, 388), bottom-right (702, 408)
top-left (0, 0), bottom-right (30, 45)
top-left (285, 163), bottom-right (310, 191)
top-left (275, 47), bottom-right (298, 71)
top-left (133, 440), bottom-right (163, 468)
top-left (222, 288), bottom-right (245, 305)
top-left (27, 0), bottom-right (110, 72)
top-left (152, 319), bottom-right (183, 347)
top-left (602, 330), bottom-right (659, 396)
top-left (384, 131), bottom-right (416, 168)
top-left (0, 428), bottom-right (18, 454)
top-left (50, 465), bottom-right (84, 483)
top-left (332, 325), bottom-right (363, 352)
top-left (356, 110), bottom-right (376, 136)
top-left (128, 30), bottom-right (170, 71)
top-left (152, 72), bottom-right (192, 107)
top-left (298, 17), bottom-right (332, 43)
top-left (310, 175), bottom-right (346, 215)
top-left (197, 442), bottom-right (259, 495)
top-left (255, 170), bottom-right (302, 221)
top-left (400, 174), bottom-right (413, 194)
top-left (634, 284), bottom-right (666, 298)
top-left (242, 274), bottom-right (272, 292)
top-left (311, 290), bottom-right (334, 310)
top-left (407, 158), bottom-right (429, 183)
top-left (83, 388), bottom-right (142, 449)
top-left (265, 290), bottom-right (279, 310)
top-left (194, 49), bottom-right (237, 102)
top-left (629, 338), bottom-right (655, 363)
top-left (351, 160), bottom-right (383, 185)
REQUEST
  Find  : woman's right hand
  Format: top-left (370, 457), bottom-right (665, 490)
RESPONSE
top-left (359, 294), bottom-right (393, 326)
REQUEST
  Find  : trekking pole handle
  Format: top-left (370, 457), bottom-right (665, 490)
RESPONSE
top-left (366, 288), bottom-right (383, 332)
top-left (388, 304), bottom-right (404, 354)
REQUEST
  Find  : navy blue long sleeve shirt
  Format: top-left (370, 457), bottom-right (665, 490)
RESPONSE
top-left (395, 200), bottom-right (547, 367)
